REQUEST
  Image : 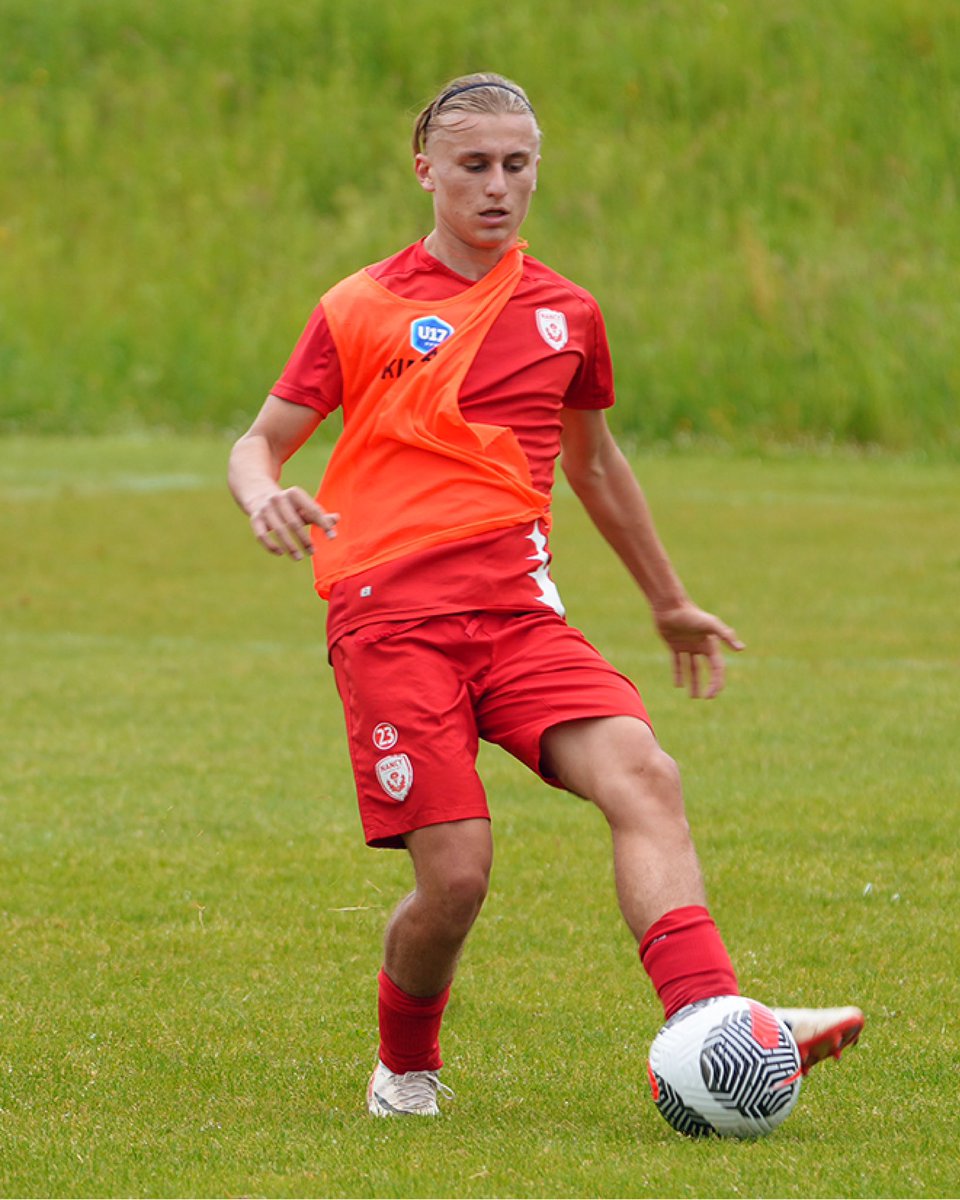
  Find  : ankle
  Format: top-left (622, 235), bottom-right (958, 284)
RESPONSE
top-left (378, 968), bottom-right (451, 1074)
top-left (639, 906), bottom-right (739, 1019)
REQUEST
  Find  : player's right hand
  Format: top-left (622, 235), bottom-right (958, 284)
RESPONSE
top-left (249, 487), bottom-right (339, 561)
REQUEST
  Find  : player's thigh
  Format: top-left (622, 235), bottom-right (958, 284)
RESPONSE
top-left (476, 611), bottom-right (653, 786)
top-left (541, 713), bottom-right (679, 813)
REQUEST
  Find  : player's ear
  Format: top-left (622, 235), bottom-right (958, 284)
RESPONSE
top-left (414, 153), bottom-right (436, 193)
top-left (532, 153), bottom-right (541, 192)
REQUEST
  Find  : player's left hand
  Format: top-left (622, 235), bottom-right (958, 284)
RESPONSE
top-left (652, 602), bottom-right (745, 699)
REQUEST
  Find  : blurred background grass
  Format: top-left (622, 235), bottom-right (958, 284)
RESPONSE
top-left (2, 0), bottom-right (957, 452)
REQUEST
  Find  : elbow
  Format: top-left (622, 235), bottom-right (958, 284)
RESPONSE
top-left (561, 453), bottom-right (607, 498)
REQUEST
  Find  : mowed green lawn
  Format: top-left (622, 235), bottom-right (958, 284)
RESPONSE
top-left (0, 436), bottom-right (957, 1199)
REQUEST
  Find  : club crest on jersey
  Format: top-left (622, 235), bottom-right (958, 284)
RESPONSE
top-left (410, 315), bottom-right (454, 355)
top-left (535, 308), bottom-right (568, 351)
top-left (376, 753), bottom-right (413, 802)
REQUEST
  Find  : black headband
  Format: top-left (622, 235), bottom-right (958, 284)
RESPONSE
top-left (434, 81), bottom-right (534, 114)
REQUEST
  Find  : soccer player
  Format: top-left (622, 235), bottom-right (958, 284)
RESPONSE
top-left (228, 73), bottom-right (863, 1117)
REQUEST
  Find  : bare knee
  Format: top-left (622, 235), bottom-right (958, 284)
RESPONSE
top-left (402, 817), bottom-right (492, 939)
top-left (634, 744), bottom-right (683, 803)
top-left (419, 864), bottom-right (490, 936)
top-left (592, 740), bottom-right (688, 834)
top-left (624, 745), bottom-right (682, 806)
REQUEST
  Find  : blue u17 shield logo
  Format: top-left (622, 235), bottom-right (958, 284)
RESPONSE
top-left (410, 315), bottom-right (454, 355)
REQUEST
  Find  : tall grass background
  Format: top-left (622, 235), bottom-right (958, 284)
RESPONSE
top-left (2, 0), bottom-right (958, 452)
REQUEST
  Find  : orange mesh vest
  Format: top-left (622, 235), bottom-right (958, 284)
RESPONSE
top-left (311, 244), bottom-right (551, 598)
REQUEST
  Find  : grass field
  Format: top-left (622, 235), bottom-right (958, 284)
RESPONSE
top-left (1, 435), bottom-right (957, 1198)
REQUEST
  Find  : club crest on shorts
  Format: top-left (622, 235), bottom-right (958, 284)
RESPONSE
top-left (410, 315), bottom-right (454, 356)
top-left (375, 753), bottom-right (413, 802)
top-left (535, 308), bottom-right (568, 351)
top-left (372, 722), bottom-right (398, 751)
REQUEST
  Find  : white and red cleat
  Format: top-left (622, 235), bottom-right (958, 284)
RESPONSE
top-left (773, 1006), bottom-right (865, 1075)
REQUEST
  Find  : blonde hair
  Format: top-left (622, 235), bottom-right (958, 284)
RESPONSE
top-left (412, 72), bottom-right (539, 154)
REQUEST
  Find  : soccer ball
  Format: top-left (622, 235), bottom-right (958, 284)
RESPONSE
top-left (647, 995), bottom-right (802, 1138)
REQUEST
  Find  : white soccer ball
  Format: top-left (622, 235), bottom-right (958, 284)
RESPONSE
top-left (647, 995), bottom-right (802, 1138)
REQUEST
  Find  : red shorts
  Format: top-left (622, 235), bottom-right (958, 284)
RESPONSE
top-left (330, 610), bottom-right (652, 848)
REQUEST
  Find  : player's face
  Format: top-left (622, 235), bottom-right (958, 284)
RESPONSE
top-left (415, 112), bottom-right (540, 268)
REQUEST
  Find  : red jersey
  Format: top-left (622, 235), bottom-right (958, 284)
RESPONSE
top-left (271, 240), bottom-right (616, 646)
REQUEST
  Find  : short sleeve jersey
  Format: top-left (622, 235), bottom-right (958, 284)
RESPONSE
top-left (271, 240), bottom-right (616, 646)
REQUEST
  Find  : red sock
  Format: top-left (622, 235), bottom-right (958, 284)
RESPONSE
top-left (639, 905), bottom-right (739, 1020)
top-left (377, 968), bottom-right (450, 1075)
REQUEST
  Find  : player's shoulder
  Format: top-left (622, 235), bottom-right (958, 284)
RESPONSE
top-left (366, 241), bottom-right (420, 279)
top-left (323, 243), bottom-right (438, 307)
top-left (520, 252), bottom-right (603, 314)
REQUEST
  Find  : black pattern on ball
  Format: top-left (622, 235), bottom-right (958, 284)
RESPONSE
top-left (700, 1010), bottom-right (801, 1122)
top-left (651, 1071), bottom-right (717, 1137)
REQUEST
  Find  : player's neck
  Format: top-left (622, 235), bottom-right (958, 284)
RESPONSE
top-left (422, 230), bottom-right (518, 281)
